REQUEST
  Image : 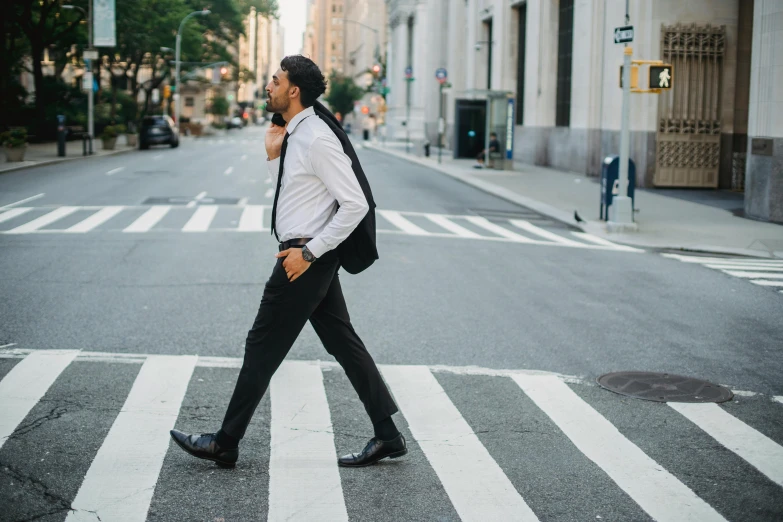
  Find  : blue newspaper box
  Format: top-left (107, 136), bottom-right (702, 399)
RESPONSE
top-left (600, 155), bottom-right (636, 221)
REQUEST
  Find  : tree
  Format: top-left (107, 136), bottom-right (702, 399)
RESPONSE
top-left (324, 72), bottom-right (364, 121)
top-left (208, 96), bottom-right (230, 117)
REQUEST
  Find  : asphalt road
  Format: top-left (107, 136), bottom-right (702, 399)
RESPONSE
top-left (1, 124), bottom-right (781, 522)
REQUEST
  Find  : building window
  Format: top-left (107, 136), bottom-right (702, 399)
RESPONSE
top-left (332, 4), bottom-right (336, 12)
top-left (185, 97), bottom-right (195, 107)
top-left (516, 5), bottom-right (527, 125)
top-left (555, 0), bottom-right (574, 127)
top-left (484, 20), bottom-right (493, 90)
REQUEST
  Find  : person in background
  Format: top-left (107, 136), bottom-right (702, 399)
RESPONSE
top-left (475, 132), bottom-right (501, 169)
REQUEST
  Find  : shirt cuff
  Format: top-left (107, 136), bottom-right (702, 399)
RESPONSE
top-left (306, 237), bottom-right (328, 259)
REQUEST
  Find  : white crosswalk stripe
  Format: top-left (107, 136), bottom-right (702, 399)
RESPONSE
top-left (0, 349), bottom-right (781, 520)
top-left (663, 253), bottom-right (783, 291)
top-left (0, 204), bottom-right (640, 251)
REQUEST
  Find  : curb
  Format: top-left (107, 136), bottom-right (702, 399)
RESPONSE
top-left (364, 143), bottom-right (779, 260)
top-left (0, 146), bottom-right (137, 175)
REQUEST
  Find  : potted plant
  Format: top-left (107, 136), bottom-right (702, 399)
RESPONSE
top-left (1, 128), bottom-right (28, 162)
top-left (100, 125), bottom-right (118, 150)
top-left (124, 122), bottom-right (138, 147)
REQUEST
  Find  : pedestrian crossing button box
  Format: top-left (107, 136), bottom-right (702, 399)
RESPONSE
top-left (600, 155), bottom-right (636, 221)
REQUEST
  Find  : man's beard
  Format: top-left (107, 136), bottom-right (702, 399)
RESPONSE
top-left (266, 95), bottom-right (289, 113)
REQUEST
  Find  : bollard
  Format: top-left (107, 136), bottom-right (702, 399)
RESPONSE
top-left (57, 115), bottom-right (66, 157)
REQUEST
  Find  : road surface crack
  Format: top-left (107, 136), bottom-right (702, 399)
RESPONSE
top-left (1, 461), bottom-right (72, 521)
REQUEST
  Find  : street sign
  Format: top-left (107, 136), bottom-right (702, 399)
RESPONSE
top-left (151, 88), bottom-right (160, 104)
top-left (404, 66), bottom-right (412, 79)
top-left (435, 67), bottom-right (448, 83)
top-left (81, 71), bottom-right (93, 91)
top-left (94, 0), bottom-right (117, 47)
top-left (83, 50), bottom-right (99, 60)
top-left (505, 98), bottom-right (515, 160)
top-left (614, 25), bottom-right (634, 44)
top-left (649, 65), bottom-right (673, 89)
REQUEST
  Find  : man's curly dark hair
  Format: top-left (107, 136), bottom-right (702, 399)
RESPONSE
top-left (281, 55), bottom-right (327, 108)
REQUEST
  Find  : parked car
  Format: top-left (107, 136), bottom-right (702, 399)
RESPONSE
top-left (226, 116), bottom-right (244, 130)
top-left (139, 115), bottom-right (179, 149)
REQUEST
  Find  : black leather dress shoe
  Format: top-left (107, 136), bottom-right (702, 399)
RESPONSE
top-left (170, 429), bottom-right (238, 468)
top-left (338, 433), bottom-right (407, 467)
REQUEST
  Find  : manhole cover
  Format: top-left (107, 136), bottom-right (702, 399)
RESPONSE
top-left (597, 372), bottom-right (733, 403)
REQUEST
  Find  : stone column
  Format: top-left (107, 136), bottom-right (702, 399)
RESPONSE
top-left (745, 0), bottom-right (783, 223)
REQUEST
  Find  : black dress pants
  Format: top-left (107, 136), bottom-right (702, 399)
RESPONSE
top-left (221, 248), bottom-right (398, 440)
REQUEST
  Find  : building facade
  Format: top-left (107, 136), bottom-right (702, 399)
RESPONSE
top-left (385, 0), bottom-right (782, 223)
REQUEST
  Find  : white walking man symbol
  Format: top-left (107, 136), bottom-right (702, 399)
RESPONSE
top-left (659, 68), bottom-right (671, 88)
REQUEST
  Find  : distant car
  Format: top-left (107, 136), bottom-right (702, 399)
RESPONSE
top-left (227, 116), bottom-right (244, 129)
top-left (139, 115), bottom-right (179, 149)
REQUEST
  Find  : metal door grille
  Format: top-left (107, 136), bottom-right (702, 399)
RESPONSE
top-left (655, 24), bottom-right (725, 187)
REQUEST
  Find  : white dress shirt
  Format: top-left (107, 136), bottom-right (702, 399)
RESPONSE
top-left (266, 106), bottom-right (369, 259)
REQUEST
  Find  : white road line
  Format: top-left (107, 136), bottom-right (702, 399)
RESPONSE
top-left (264, 188), bottom-right (275, 198)
top-left (66, 355), bottom-right (196, 522)
top-left (241, 154), bottom-right (248, 161)
top-left (5, 206), bottom-right (80, 234)
top-left (65, 206), bottom-right (124, 233)
top-left (722, 271), bottom-right (783, 279)
top-left (379, 210), bottom-right (431, 235)
top-left (510, 219), bottom-right (584, 246)
top-left (774, 396), bottom-right (783, 405)
top-left (465, 216), bottom-right (533, 242)
top-left (380, 365), bottom-right (538, 521)
top-left (106, 167), bottom-right (124, 175)
top-left (0, 343), bottom-right (16, 349)
top-left (705, 264), bottom-right (783, 271)
top-left (0, 207), bottom-right (33, 224)
top-left (570, 231), bottom-right (638, 250)
top-left (669, 402), bottom-right (783, 487)
top-left (512, 374), bottom-right (725, 522)
top-left (237, 205), bottom-right (265, 231)
top-left (153, 153), bottom-right (163, 160)
top-left (662, 254), bottom-right (783, 265)
top-left (1, 193), bottom-right (44, 209)
top-left (123, 206), bottom-right (171, 233)
top-left (425, 214), bottom-right (482, 238)
top-left (750, 280), bottom-right (783, 287)
top-left (187, 192), bottom-right (208, 209)
top-left (224, 166), bottom-right (233, 175)
top-left (268, 361), bottom-right (347, 522)
top-left (182, 205), bottom-right (218, 232)
top-left (0, 350), bottom-right (79, 451)
top-left (265, 178), bottom-right (273, 184)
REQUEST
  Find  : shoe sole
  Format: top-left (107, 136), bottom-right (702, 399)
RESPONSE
top-left (338, 448), bottom-right (408, 468)
top-left (170, 434), bottom-right (237, 469)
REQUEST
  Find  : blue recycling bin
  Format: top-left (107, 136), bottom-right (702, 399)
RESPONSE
top-left (600, 155), bottom-right (636, 221)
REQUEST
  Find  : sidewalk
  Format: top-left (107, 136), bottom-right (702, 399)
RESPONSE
top-left (364, 140), bottom-right (783, 259)
top-left (0, 136), bottom-right (136, 174)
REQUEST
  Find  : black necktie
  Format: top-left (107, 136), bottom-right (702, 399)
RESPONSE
top-left (270, 132), bottom-right (289, 240)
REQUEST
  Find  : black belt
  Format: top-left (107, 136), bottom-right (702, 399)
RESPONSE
top-left (279, 238), bottom-right (312, 251)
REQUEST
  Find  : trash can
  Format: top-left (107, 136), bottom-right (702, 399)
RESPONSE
top-left (600, 155), bottom-right (636, 221)
top-left (423, 141), bottom-right (431, 157)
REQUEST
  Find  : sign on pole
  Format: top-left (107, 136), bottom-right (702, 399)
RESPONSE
top-left (505, 99), bottom-right (515, 160)
top-left (649, 65), bottom-right (673, 89)
top-left (404, 66), bottom-right (413, 80)
top-left (81, 71), bottom-right (93, 92)
top-left (435, 67), bottom-right (448, 84)
top-left (94, 0), bottom-right (117, 47)
top-left (613, 25), bottom-right (634, 44)
top-left (83, 50), bottom-right (99, 60)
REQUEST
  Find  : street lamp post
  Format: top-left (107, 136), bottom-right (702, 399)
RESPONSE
top-left (63, 4), bottom-right (93, 146)
top-left (343, 19), bottom-right (381, 66)
top-left (175, 10), bottom-right (210, 133)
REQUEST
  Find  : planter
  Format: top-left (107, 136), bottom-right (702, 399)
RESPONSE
top-left (125, 133), bottom-right (138, 147)
top-left (3, 145), bottom-right (26, 162)
top-left (102, 137), bottom-right (117, 151)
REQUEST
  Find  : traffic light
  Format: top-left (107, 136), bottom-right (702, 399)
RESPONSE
top-left (372, 64), bottom-right (381, 75)
top-left (163, 85), bottom-right (171, 99)
top-left (221, 66), bottom-right (229, 77)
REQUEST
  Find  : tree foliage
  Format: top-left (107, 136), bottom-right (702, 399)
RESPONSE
top-left (324, 72), bottom-right (364, 120)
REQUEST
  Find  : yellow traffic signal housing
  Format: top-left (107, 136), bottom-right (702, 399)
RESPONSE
top-left (619, 65), bottom-right (639, 89)
top-left (649, 65), bottom-right (673, 90)
top-left (163, 85), bottom-right (171, 99)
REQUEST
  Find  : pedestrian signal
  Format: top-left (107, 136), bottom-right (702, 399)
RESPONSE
top-left (649, 65), bottom-right (673, 89)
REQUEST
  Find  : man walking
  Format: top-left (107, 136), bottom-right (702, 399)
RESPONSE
top-left (170, 55), bottom-right (406, 468)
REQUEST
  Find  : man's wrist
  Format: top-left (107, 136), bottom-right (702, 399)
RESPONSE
top-left (301, 245), bottom-right (317, 263)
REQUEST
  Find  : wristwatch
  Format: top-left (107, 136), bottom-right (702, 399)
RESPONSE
top-left (301, 245), bottom-right (317, 263)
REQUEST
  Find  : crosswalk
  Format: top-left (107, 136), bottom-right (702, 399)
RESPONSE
top-left (662, 253), bottom-right (783, 294)
top-left (0, 205), bottom-right (639, 251)
top-left (1, 348), bottom-right (781, 521)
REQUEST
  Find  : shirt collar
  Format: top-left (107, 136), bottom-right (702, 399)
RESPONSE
top-left (286, 106), bottom-right (315, 135)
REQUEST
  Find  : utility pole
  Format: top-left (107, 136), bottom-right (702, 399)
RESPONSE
top-left (609, 0), bottom-right (635, 228)
top-left (175, 10), bottom-right (211, 132)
